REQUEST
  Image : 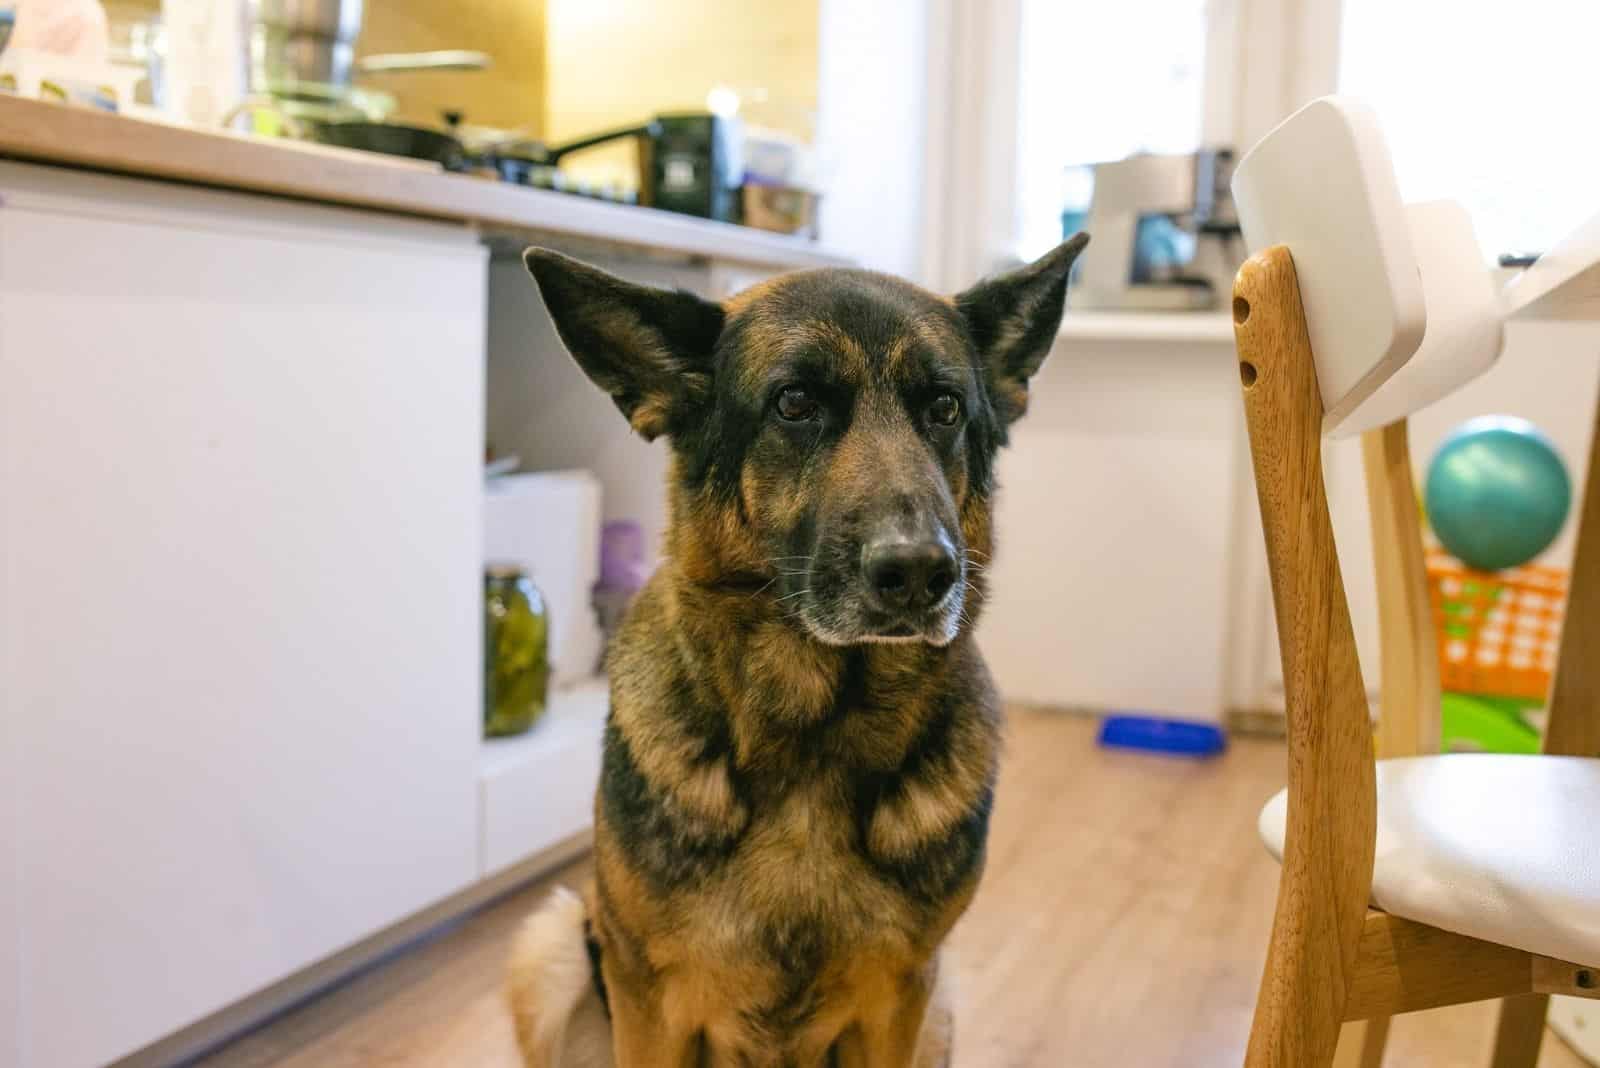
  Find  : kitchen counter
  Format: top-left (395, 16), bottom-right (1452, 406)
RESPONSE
top-left (0, 95), bottom-right (848, 270)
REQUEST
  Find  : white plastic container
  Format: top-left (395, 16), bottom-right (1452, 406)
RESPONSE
top-left (483, 470), bottom-right (604, 687)
top-left (160, 0), bottom-right (245, 127)
top-left (0, 46), bottom-right (141, 107)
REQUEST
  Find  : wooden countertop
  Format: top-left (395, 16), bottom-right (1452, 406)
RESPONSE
top-left (0, 96), bottom-right (849, 270)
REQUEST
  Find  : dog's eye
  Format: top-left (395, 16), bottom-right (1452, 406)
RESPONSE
top-left (775, 385), bottom-right (820, 422)
top-left (929, 393), bottom-right (962, 427)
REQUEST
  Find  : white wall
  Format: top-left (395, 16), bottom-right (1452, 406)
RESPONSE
top-left (815, 0), bottom-right (931, 279)
top-left (980, 319), bottom-right (1600, 721)
top-left (979, 335), bottom-right (1242, 720)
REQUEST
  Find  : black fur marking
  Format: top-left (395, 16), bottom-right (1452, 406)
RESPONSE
top-left (954, 234), bottom-right (1088, 433)
top-left (785, 648), bottom-right (867, 762)
top-left (870, 781), bottom-right (994, 906)
top-left (658, 665), bottom-right (735, 763)
top-left (583, 918), bottom-right (611, 1016)
top-left (683, 310), bottom-right (765, 499)
top-left (688, 272), bottom-right (988, 505)
top-left (599, 723), bottom-right (741, 891)
top-left (851, 688), bottom-right (992, 906)
top-left (752, 917), bottom-right (827, 1033)
top-left (524, 249), bottom-right (725, 439)
top-left (894, 685), bottom-right (960, 781)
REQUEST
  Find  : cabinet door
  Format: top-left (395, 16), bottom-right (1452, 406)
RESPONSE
top-left (0, 164), bottom-right (485, 1068)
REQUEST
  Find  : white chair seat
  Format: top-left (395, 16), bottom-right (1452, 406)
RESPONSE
top-left (1259, 754), bottom-right (1600, 965)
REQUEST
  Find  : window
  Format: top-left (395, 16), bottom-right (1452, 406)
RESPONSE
top-left (1338, 0), bottom-right (1600, 258)
top-left (1013, 0), bottom-right (1210, 260)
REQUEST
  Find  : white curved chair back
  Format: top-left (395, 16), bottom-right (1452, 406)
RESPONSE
top-left (1232, 96), bottom-right (1505, 435)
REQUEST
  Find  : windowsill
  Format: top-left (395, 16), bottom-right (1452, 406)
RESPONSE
top-left (1058, 311), bottom-right (1235, 345)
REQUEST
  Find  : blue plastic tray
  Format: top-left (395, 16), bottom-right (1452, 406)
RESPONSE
top-left (1098, 714), bottom-right (1227, 758)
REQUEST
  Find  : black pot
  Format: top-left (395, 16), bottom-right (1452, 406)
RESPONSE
top-left (313, 121), bottom-right (469, 171)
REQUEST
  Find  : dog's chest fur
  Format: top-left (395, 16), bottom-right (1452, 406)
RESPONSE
top-left (591, 577), bottom-right (999, 1050)
top-left (677, 773), bottom-right (925, 1008)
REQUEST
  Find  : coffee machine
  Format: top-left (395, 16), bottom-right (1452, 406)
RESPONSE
top-left (1067, 149), bottom-right (1242, 312)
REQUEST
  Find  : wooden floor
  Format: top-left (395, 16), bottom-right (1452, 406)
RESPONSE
top-left (197, 710), bottom-right (1587, 1068)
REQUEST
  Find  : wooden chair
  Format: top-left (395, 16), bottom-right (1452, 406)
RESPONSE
top-left (1234, 246), bottom-right (1600, 1067)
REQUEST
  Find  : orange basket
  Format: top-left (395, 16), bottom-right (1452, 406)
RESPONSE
top-left (1426, 549), bottom-right (1566, 701)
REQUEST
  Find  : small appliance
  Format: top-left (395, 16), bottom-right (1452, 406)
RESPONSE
top-left (1068, 149), bottom-right (1242, 312)
top-left (648, 112), bottom-right (743, 222)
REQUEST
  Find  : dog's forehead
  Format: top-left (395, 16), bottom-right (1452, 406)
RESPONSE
top-left (724, 269), bottom-right (970, 384)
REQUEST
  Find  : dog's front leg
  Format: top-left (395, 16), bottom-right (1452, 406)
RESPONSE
top-left (832, 968), bottom-right (936, 1068)
top-left (606, 981), bottom-right (704, 1068)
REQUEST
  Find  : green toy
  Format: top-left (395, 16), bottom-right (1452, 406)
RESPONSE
top-left (1439, 692), bottom-right (1541, 754)
top-left (1425, 415), bottom-right (1571, 572)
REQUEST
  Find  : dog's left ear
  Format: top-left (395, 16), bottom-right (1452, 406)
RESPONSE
top-left (523, 248), bottom-right (725, 441)
top-left (954, 233), bottom-right (1089, 425)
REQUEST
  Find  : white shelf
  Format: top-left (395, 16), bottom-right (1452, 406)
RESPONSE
top-left (477, 676), bottom-right (609, 877)
top-left (479, 675), bottom-right (609, 776)
top-left (1502, 206), bottom-right (1600, 322)
top-left (1057, 311), bottom-right (1235, 345)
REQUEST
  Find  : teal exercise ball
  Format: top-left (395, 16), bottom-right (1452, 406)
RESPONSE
top-left (1425, 415), bottom-right (1572, 572)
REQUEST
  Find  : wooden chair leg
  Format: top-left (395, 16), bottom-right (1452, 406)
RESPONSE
top-left (1489, 994), bottom-right (1549, 1068)
top-left (1542, 385), bottom-right (1600, 759)
top-left (1234, 248), bottom-right (1377, 1068)
top-left (1484, 384), bottom-right (1600, 1065)
top-left (1360, 421), bottom-right (1441, 760)
top-left (1333, 1017), bottom-right (1390, 1068)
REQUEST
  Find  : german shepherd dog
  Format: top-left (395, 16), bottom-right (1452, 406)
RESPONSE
top-left (505, 234), bottom-right (1089, 1067)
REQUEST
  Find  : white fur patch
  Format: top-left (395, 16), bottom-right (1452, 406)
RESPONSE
top-left (504, 887), bottom-right (614, 1067)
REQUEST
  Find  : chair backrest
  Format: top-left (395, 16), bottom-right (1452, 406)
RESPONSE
top-left (1232, 97), bottom-right (1506, 438)
top-left (1233, 96), bottom-right (1505, 763)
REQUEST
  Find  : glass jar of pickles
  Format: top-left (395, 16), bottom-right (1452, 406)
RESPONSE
top-left (484, 565), bottom-right (550, 737)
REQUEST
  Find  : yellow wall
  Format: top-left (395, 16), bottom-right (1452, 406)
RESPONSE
top-left (542, 0), bottom-right (818, 187)
top-left (359, 0), bottom-right (547, 134)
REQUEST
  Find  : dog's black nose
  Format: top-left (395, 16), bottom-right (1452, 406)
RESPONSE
top-left (863, 539), bottom-right (959, 612)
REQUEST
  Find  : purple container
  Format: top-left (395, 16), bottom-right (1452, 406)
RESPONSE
top-left (598, 520), bottom-right (649, 593)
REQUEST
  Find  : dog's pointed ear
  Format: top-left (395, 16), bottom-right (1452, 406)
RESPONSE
top-left (524, 247), bottom-right (725, 441)
top-left (954, 233), bottom-right (1089, 425)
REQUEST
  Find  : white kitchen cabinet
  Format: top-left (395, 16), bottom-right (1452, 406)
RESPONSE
top-left (0, 163), bottom-right (486, 1067)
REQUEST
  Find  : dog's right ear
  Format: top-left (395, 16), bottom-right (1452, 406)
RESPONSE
top-left (524, 248), bottom-right (725, 441)
top-left (954, 233), bottom-right (1089, 426)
